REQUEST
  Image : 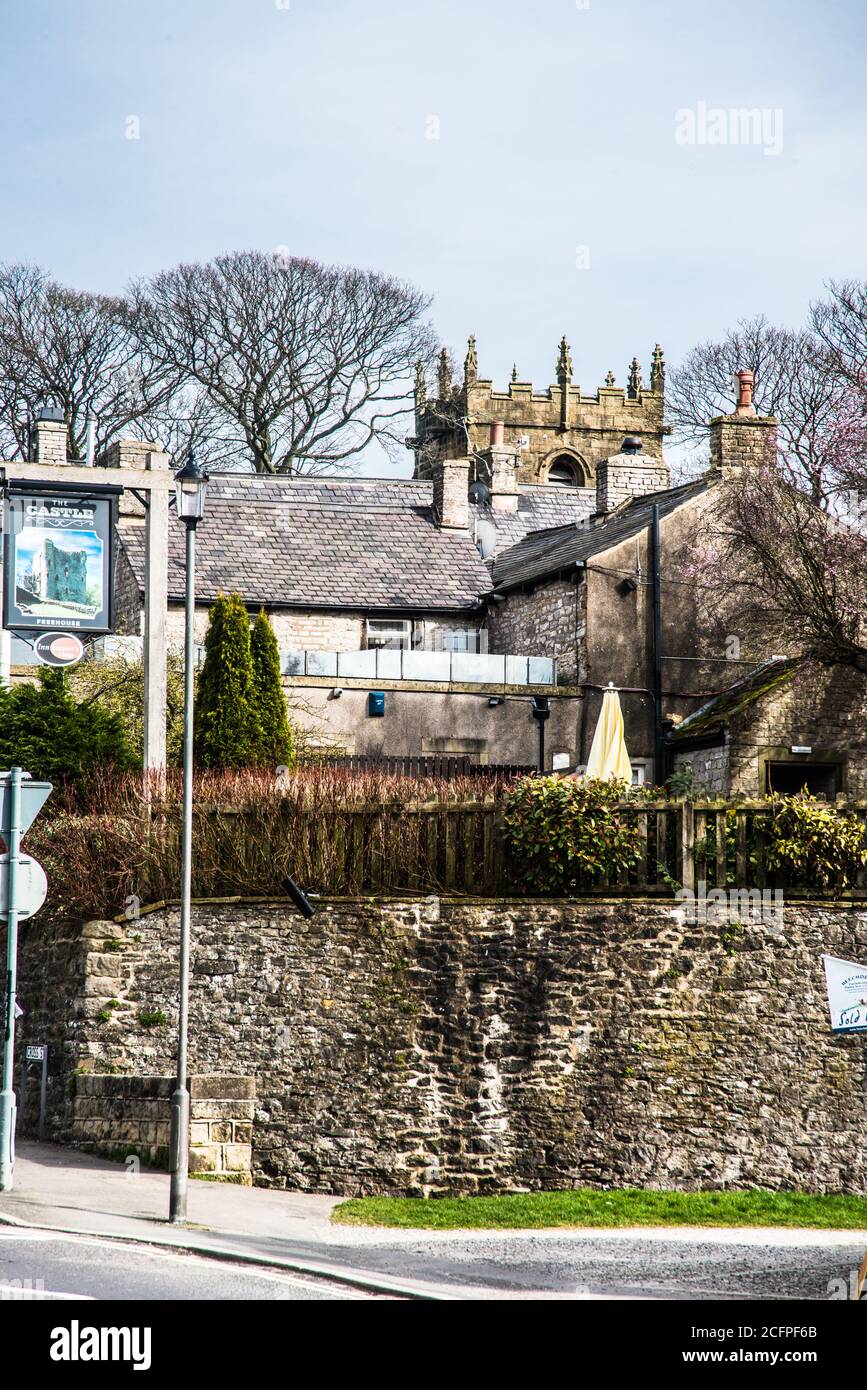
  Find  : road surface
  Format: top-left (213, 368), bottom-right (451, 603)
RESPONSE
top-left (0, 1229), bottom-right (379, 1301)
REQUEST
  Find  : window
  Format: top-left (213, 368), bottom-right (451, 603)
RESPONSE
top-left (367, 618), bottom-right (412, 650)
top-left (546, 456), bottom-right (580, 486)
top-left (432, 628), bottom-right (488, 653)
top-left (767, 761), bottom-right (841, 799)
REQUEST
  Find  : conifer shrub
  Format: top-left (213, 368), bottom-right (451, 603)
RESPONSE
top-left (251, 608), bottom-right (294, 768)
top-left (193, 592), bottom-right (263, 769)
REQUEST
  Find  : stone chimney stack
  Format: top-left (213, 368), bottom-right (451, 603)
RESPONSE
top-left (596, 436), bottom-right (669, 515)
top-left (432, 457), bottom-right (470, 530)
top-left (709, 370), bottom-right (778, 475)
top-left (484, 421), bottom-right (519, 514)
top-left (33, 407), bottom-right (68, 465)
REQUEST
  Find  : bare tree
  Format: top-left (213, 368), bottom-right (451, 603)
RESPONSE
top-left (667, 315), bottom-right (864, 506)
top-left (0, 262), bottom-right (173, 460)
top-left (683, 449), bottom-right (867, 674)
top-left (130, 250), bottom-right (438, 475)
top-left (811, 281), bottom-right (867, 500)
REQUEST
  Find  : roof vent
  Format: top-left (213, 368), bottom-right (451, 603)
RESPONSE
top-left (469, 480), bottom-right (491, 506)
top-left (622, 436), bottom-right (642, 454)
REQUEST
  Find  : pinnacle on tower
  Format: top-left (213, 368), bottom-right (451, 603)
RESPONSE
top-left (604, 370), bottom-right (616, 387)
top-left (556, 335), bottom-right (573, 385)
top-left (464, 335), bottom-right (478, 385)
top-left (627, 357), bottom-right (643, 399)
top-left (437, 348), bottom-right (453, 400)
top-left (650, 344), bottom-right (665, 393)
top-left (511, 364), bottom-right (518, 383)
top-left (414, 360), bottom-right (427, 410)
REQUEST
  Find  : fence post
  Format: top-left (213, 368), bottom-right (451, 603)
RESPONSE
top-left (678, 801), bottom-right (695, 893)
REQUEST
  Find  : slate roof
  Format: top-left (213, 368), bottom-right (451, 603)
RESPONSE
top-left (491, 477), bottom-right (712, 592)
top-left (117, 474), bottom-right (594, 613)
top-left (667, 657), bottom-right (800, 741)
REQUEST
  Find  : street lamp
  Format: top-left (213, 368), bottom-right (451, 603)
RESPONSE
top-left (169, 451), bottom-right (208, 1224)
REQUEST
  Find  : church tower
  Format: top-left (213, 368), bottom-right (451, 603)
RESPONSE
top-left (410, 336), bottom-right (668, 491)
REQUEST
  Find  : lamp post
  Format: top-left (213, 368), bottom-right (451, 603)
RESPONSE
top-left (169, 452), bottom-right (208, 1224)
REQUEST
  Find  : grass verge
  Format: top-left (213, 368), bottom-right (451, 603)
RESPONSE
top-left (331, 1188), bottom-right (867, 1231)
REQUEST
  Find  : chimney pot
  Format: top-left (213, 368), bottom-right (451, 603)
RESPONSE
top-left (735, 369), bottom-right (756, 415)
top-left (490, 421), bottom-right (505, 447)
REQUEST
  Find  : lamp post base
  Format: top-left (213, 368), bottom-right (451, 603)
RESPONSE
top-left (168, 1085), bottom-right (190, 1223)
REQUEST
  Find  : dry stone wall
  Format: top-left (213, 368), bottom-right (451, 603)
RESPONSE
top-left (12, 895), bottom-right (867, 1197)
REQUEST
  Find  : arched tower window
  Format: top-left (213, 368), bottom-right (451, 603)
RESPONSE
top-left (546, 455), bottom-right (582, 486)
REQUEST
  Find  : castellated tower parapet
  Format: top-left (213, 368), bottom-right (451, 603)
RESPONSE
top-left (411, 335), bottom-right (669, 489)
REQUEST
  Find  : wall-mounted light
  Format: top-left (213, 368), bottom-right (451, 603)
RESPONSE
top-left (330, 687), bottom-right (343, 698)
top-left (282, 875), bottom-right (316, 919)
top-left (488, 696), bottom-right (504, 707)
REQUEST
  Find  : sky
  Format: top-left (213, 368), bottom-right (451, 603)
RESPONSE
top-left (1, 0), bottom-right (865, 474)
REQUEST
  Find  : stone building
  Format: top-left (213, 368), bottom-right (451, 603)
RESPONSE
top-left (411, 334), bottom-right (668, 487)
top-left (483, 371), bottom-right (867, 793)
top-left (112, 468), bottom-right (592, 769)
top-left (15, 361), bottom-right (862, 789)
top-left (668, 658), bottom-right (867, 799)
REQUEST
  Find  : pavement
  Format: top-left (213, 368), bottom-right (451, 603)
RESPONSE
top-left (1, 1142), bottom-right (865, 1301)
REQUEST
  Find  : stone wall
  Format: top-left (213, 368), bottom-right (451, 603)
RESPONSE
top-left (13, 894), bottom-right (867, 1198)
top-left (70, 1074), bottom-right (254, 1182)
top-left (728, 664), bottom-right (867, 799)
top-left (672, 742), bottom-right (730, 795)
top-left (486, 577), bottom-right (585, 685)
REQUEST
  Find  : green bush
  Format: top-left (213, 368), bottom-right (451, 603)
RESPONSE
top-left (193, 592), bottom-right (263, 769)
top-left (0, 668), bottom-right (135, 801)
top-left (503, 776), bottom-right (643, 893)
top-left (765, 792), bottom-right (866, 889)
top-left (251, 609), bottom-right (294, 768)
top-left (70, 651), bottom-right (187, 766)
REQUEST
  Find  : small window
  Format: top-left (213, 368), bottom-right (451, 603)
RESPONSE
top-left (767, 761), bottom-right (841, 799)
top-left (367, 618), bottom-right (412, 650)
top-left (547, 456), bottom-right (580, 486)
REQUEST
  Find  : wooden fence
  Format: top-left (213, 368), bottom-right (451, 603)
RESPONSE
top-left (266, 797), bottom-right (867, 899)
top-left (322, 755), bottom-right (534, 780)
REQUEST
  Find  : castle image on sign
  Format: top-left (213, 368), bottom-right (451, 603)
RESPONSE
top-left (15, 530), bottom-right (102, 619)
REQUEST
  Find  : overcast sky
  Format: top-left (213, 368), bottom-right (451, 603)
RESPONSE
top-left (1, 0), bottom-right (864, 473)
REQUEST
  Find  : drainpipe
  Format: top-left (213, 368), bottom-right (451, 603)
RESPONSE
top-left (531, 696), bottom-right (550, 773)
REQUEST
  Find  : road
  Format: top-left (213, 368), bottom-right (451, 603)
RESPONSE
top-left (3, 1145), bottom-right (862, 1300)
top-left (0, 1230), bottom-right (379, 1301)
top-left (284, 1226), bottom-right (864, 1300)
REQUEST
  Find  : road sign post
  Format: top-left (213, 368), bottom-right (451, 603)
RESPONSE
top-left (0, 768), bottom-right (52, 1192)
top-left (0, 766), bottom-right (23, 1190)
